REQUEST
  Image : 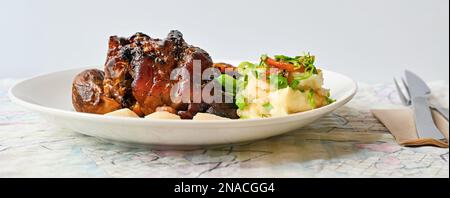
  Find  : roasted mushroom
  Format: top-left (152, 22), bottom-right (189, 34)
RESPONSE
top-left (72, 69), bottom-right (121, 114)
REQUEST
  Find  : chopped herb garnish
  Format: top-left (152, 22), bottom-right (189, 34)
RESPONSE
top-left (325, 90), bottom-right (335, 104)
top-left (268, 74), bottom-right (288, 89)
top-left (308, 89), bottom-right (316, 108)
top-left (273, 53), bottom-right (317, 72)
top-left (293, 71), bottom-right (312, 81)
top-left (235, 94), bottom-right (247, 110)
top-left (262, 102), bottom-right (273, 111)
top-left (326, 97), bottom-right (336, 104)
top-left (260, 54), bottom-right (268, 66)
top-left (253, 69), bottom-right (265, 79)
top-left (289, 79), bottom-right (300, 89)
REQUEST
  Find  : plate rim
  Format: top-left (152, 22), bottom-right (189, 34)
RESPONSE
top-left (8, 67), bottom-right (358, 126)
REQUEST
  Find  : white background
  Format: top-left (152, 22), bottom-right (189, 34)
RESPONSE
top-left (0, 0), bottom-right (448, 83)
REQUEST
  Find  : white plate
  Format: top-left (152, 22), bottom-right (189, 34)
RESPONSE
top-left (8, 65), bottom-right (357, 146)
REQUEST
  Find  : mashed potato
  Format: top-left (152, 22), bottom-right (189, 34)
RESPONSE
top-left (237, 70), bottom-right (330, 119)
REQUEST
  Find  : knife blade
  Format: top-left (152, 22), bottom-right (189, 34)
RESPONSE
top-left (405, 70), bottom-right (445, 140)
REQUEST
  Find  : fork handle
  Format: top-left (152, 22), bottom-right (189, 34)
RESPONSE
top-left (412, 96), bottom-right (445, 139)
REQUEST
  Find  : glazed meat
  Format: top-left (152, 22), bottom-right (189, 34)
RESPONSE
top-left (103, 36), bottom-right (134, 108)
top-left (130, 31), bottom-right (187, 115)
top-left (72, 30), bottom-right (238, 119)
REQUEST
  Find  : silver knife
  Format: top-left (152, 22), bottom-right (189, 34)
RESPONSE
top-left (405, 70), bottom-right (445, 140)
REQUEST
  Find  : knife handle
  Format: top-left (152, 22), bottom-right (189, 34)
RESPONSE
top-left (432, 106), bottom-right (449, 121)
top-left (412, 96), bottom-right (445, 140)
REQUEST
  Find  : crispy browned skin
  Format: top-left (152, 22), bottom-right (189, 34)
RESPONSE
top-left (103, 36), bottom-right (134, 108)
top-left (72, 69), bottom-right (121, 114)
top-left (128, 31), bottom-right (218, 117)
top-left (130, 31), bottom-right (186, 115)
top-left (72, 30), bottom-right (238, 119)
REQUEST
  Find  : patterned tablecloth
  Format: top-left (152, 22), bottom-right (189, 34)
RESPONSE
top-left (0, 79), bottom-right (448, 178)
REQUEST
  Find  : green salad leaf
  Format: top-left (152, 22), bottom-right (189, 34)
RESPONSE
top-left (238, 61), bottom-right (257, 70)
top-left (215, 74), bottom-right (237, 95)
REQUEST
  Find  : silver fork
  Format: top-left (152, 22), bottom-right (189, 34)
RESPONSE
top-left (394, 78), bottom-right (449, 121)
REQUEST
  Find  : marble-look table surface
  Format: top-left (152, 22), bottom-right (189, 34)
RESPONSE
top-left (0, 79), bottom-right (448, 177)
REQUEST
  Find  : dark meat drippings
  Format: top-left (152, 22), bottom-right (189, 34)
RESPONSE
top-left (72, 30), bottom-right (238, 119)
